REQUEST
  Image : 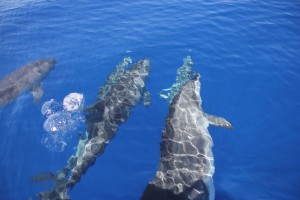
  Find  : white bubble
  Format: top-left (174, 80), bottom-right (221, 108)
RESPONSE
top-left (41, 99), bottom-right (62, 117)
top-left (63, 93), bottom-right (84, 111)
top-left (43, 112), bottom-right (72, 133)
top-left (41, 132), bottom-right (68, 152)
top-left (70, 111), bottom-right (85, 123)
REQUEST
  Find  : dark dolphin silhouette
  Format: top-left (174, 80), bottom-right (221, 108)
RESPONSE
top-left (0, 58), bottom-right (56, 108)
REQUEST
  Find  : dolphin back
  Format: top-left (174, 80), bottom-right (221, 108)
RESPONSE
top-left (68, 58), bottom-right (151, 186)
top-left (142, 71), bottom-right (232, 200)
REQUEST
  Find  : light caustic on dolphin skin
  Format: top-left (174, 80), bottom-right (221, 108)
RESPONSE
top-left (141, 56), bottom-right (233, 200)
top-left (35, 57), bottom-right (151, 200)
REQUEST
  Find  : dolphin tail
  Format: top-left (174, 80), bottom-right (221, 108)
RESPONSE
top-left (203, 113), bottom-right (233, 129)
top-left (32, 170), bottom-right (70, 200)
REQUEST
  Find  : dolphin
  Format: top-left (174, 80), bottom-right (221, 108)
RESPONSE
top-left (0, 58), bottom-right (56, 108)
top-left (141, 58), bottom-right (232, 200)
top-left (35, 58), bottom-right (151, 200)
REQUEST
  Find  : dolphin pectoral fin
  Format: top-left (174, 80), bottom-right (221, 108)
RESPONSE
top-left (204, 113), bottom-right (233, 129)
top-left (143, 89), bottom-right (151, 108)
top-left (31, 83), bottom-right (44, 102)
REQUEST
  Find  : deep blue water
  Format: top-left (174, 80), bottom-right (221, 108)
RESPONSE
top-left (0, 0), bottom-right (300, 200)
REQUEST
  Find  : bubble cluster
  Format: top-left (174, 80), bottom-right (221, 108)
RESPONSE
top-left (41, 93), bottom-right (85, 152)
top-left (63, 93), bottom-right (84, 111)
top-left (43, 112), bottom-right (72, 132)
top-left (41, 99), bottom-right (62, 117)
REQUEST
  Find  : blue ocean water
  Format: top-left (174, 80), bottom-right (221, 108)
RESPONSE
top-left (0, 0), bottom-right (300, 199)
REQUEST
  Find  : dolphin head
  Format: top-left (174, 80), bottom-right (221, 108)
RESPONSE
top-left (131, 58), bottom-right (151, 80)
top-left (45, 57), bottom-right (56, 65)
top-left (38, 57), bottom-right (57, 74)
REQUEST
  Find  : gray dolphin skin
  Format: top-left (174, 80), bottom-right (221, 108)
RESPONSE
top-left (35, 58), bottom-right (151, 200)
top-left (0, 58), bottom-right (56, 108)
top-left (141, 57), bottom-right (232, 200)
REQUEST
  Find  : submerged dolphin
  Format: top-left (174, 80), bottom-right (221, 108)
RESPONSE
top-left (141, 57), bottom-right (232, 200)
top-left (0, 58), bottom-right (56, 108)
top-left (35, 58), bottom-right (151, 200)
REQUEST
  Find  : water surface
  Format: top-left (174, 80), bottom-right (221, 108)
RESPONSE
top-left (0, 1), bottom-right (299, 199)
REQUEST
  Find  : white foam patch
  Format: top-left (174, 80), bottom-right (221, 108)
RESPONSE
top-left (63, 93), bottom-right (84, 111)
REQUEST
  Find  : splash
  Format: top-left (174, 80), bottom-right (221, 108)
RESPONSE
top-left (159, 56), bottom-right (196, 104)
top-left (98, 57), bottom-right (132, 100)
top-left (41, 93), bottom-right (85, 152)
